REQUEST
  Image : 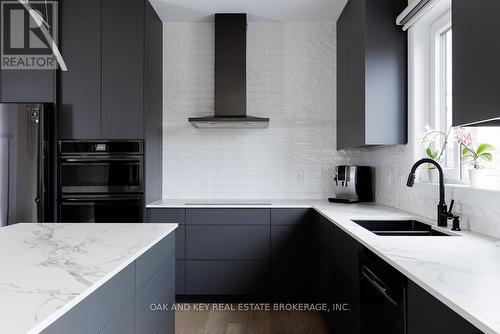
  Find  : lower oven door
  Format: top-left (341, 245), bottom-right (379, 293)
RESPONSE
top-left (59, 195), bottom-right (143, 223)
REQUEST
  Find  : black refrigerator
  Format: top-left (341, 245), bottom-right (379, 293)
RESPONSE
top-left (0, 103), bottom-right (54, 226)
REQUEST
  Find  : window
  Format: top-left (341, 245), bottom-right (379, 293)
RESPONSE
top-left (419, 6), bottom-right (500, 188)
top-left (429, 10), bottom-right (459, 181)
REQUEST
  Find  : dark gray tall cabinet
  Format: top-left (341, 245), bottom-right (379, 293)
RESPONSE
top-left (101, 0), bottom-right (144, 139)
top-left (59, 0), bottom-right (101, 139)
top-left (336, 0), bottom-right (407, 149)
top-left (452, 0), bottom-right (500, 126)
top-left (59, 0), bottom-right (160, 141)
top-left (58, 0), bottom-right (163, 203)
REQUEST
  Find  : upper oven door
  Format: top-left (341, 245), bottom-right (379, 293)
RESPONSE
top-left (59, 155), bottom-right (143, 193)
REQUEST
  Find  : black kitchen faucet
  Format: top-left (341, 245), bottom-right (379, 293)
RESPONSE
top-left (406, 158), bottom-right (453, 228)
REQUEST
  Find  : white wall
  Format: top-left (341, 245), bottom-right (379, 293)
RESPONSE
top-left (162, 22), bottom-right (344, 199)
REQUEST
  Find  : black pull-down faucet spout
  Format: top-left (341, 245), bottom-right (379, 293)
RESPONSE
top-left (406, 159), bottom-right (448, 227)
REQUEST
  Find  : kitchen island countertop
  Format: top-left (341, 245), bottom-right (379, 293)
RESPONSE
top-left (0, 223), bottom-right (177, 334)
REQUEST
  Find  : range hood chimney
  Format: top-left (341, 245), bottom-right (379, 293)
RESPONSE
top-left (188, 14), bottom-right (269, 129)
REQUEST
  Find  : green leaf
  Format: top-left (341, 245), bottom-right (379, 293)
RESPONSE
top-left (462, 147), bottom-right (469, 157)
top-left (476, 143), bottom-right (495, 155)
top-left (426, 148), bottom-right (436, 160)
top-left (479, 152), bottom-right (493, 162)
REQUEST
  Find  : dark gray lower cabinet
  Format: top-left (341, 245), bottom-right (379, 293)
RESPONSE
top-left (186, 260), bottom-right (269, 295)
top-left (329, 219), bottom-right (364, 334)
top-left (136, 255), bottom-right (175, 334)
top-left (147, 207), bottom-right (313, 297)
top-left (186, 225), bottom-right (270, 260)
top-left (313, 213), bottom-right (332, 303)
top-left (407, 281), bottom-right (480, 334)
top-left (146, 208), bottom-right (186, 296)
top-left (101, 297), bottom-right (136, 334)
top-left (270, 209), bottom-right (312, 296)
top-left (41, 233), bottom-right (175, 334)
top-left (313, 211), bottom-right (363, 334)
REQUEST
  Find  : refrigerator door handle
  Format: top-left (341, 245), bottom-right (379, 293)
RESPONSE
top-left (36, 109), bottom-right (43, 222)
top-left (0, 136), bottom-right (12, 226)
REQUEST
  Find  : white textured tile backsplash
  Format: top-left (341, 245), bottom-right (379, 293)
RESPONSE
top-left (163, 22), bottom-right (341, 199)
top-left (161, 22), bottom-right (500, 240)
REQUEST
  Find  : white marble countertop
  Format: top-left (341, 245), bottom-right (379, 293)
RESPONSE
top-left (148, 199), bottom-right (500, 333)
top-left (0, 223), bottom-right (177, 334)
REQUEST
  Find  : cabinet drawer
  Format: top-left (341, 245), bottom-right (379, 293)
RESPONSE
top-left (186, 260), bottom-right (269, 295)
top-left (186, 209), bottom-right (270, 225)
top-left (271, 225), bottom-right (310, 260)
top-left (135, 232), bottom-right (175, 291)
top-left (136, 256), bottom-right (175, 334)
top-left (186, 225), bottom-right (270, 260)
top-left (100, 296), bottom-right (135, 334)
top-left (271, 208), bottom-right (310, 226)
top-left (41, 264), bottom-right (135, 334)
top-left (147, 208), bottom-right (185, 224)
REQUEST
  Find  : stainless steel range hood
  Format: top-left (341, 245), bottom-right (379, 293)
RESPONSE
top-left (188, 14), bottom-right (269, 129)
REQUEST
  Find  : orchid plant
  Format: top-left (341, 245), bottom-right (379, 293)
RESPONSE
top-left (421, 125), bottom-right (452, 167)
top-left (455, 128), bottom-right (495, 169)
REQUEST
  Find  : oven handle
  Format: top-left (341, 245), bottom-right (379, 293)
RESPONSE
top-left (61, 158), bottom-right (142, 163)
top-left (361, 266), bottom-right (398, 307)
top-left (62, 196), bottom-right (142, 202)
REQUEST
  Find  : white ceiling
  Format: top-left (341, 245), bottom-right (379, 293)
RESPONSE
top-left (149, 0), bottom-right (348, 22)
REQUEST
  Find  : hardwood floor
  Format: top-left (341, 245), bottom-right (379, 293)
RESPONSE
top-left (175, 304), bottom-right (330, 334)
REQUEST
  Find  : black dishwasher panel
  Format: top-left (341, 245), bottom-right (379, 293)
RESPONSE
top-left (360, 250), bottom-right (407, 334)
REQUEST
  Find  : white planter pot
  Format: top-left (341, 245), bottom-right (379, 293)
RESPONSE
top-left (428, 168), bottom-right (440, 183)
top-left (469, 169), bottom-right (489, 189)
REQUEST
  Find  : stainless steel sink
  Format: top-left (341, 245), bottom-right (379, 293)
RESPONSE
top-left (352, 220), bottom-right (455, 236)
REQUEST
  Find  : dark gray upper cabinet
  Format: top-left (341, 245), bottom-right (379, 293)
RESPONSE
top-left (1, 70), bottom-right (55, 103)
top-left (59, 0), bottom-right (101, 139)
top-left (59, 0), bottom-right (158, 140)
top-left (101, 0), bottom-right (144, 139)
top-left (452, 0), bottom-right (500, 126)
top-left (336, 0), bottom-right (407, 149)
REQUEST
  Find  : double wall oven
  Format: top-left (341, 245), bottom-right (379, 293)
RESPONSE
top-left (58, 140), bottom-right (144, 223)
